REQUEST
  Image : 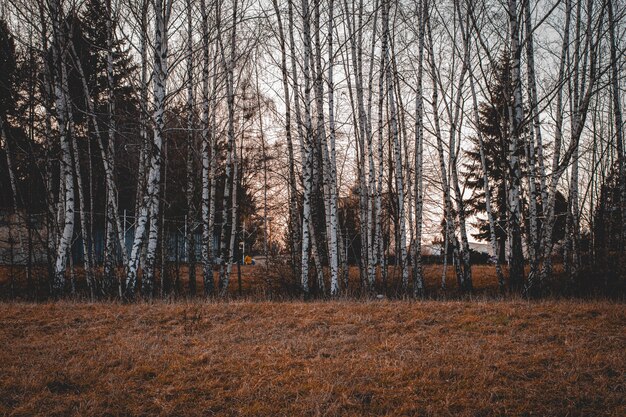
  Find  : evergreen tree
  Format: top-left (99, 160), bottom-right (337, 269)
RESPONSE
top-left (594, 163), bottom-right (622, 262)
top-left (0, 19), bottom-right (17, 118)
top-left (0, 19), bottom-right (18, 208)
top-left (62, 2), bottom-right (140, 213)
top-left (464, 55), bottom-right (519, 263)
top-left (464, 55), bottom-right (566, 262)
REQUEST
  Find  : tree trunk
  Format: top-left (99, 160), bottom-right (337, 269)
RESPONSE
top-left (51, 0), bottom-right (74, 296)
top-left (185, 0), bottom-right (197, 296)
top-left (127, 0), bottom-right (170, 298)
top-left (218, 0), bottom-right (239, 296)
top-left (608, 0), bottom-right (625, 263)
top-left (507, 0), bottom-right (525, 292)
top-left (382, 0), bottom-right (407, 290)
top-left (200, 0), bottom-right (214, 296)
top-left (412, 0), bottom-right (426, 296)
top-left (271, 0), bottom-right (301, 281)
top-left (327, 0), bottom-right (340, 295)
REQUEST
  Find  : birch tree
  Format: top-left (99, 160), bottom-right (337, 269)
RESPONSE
top-left (270, 0), bottom-right (301, 280)
top-left (50, 0), bottom-right (75, 295)
top-left (506, 0), bottom-right (526, 291)
top-left (607, 0), bottom-right (625, 262)
top-left (217, 0), bottom-right (239, 296)
top-left (185, 0), bottom-right (197, 296)
top-left (298, 0), bottom-right (315, 295)
top-left (382, 0), bottom-right (408, 289)
top-left (126, 0), bottom-right (173, 297)
top-left (412, 0), bottom-right (426, 296)
top-left (200, 0), bottom-right (215, 296)
top-left (326, 0), bottom-right (340, 295)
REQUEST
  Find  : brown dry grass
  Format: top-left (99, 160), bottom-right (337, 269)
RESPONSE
top-left (0, 300), bottom-right (624, 416)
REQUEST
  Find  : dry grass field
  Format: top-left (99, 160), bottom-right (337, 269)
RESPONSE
top-left (0, 300), bottom-right (624, 416)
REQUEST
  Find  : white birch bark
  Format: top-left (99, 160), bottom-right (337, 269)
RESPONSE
top-left (382, 0), bottom-right (408, 289)
top-left (412, 0), bottom-right (426, 296)
top-left (37, 10), bottom-right (59, 280)
top-left (216, 0), bottom-right (230, 291)
top-left (51, 0), bottom-right (74, 295)
top-left (310, 0), bottom-right (331, 295)
top-left (185, 0), bottom-right (197, 296)
top-left (143, 0), bottom-right (172, 297)
top-left (218, 0), bottom-right (239, 295)
top-left (66, 28), bottom-right (127, 297)
top-left (524, 0), bottom-right (546, 280)
top-left (327, 0), bottom-right (339, 295)
top-left (207, 58), bottom-right (219, 294)
top-left (200, 0), bottom-right (215, 296)
top-left (365, 1), bottom-right (379, 290)
top-left (298, 0), bottom-right (316, 295)
top-left (507, 0), bottom-right (525, 291)
top-left (62, 68), bottom-right (93, 297)
top-left (126, 0), bottom-right (171, 297)
top-left (135, 0), bottom-right (150, 224)
top-left (376, 16), bottom-right (386, 289)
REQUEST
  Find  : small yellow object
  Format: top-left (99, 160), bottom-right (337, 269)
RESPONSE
top-left (244, 255), bottom-right (252, 265)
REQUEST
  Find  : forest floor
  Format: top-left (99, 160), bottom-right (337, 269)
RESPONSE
top-left (0, 300), bottom-right (624, 416)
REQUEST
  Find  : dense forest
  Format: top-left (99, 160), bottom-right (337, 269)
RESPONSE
top-left (0, 0), bottom-right (624, 299)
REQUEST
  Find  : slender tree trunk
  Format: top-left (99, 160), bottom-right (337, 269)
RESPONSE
top-left (310, 0), bottom-right (331, 296)
top-left (376, 19), bottom-right (386, 290)
top-left (608, 0), bottom-right (625, 262)
top-left (103, 0), bottom-right (119, 294)
top-left (64, 76), bottom-right (93, 298)
top-left (535, 0), bottom-right (571, 293)
top-left (135, 0), bottom-right (150, 229)
top-left (507, 0), bottom-right (525, 292)
top-left (382, 0), bottom-right (407, 291)
top-left (298, 0), bottom-right (316, 295)
top-left (142, 0), bottom-right (171, 298)
top-left (538, 0), bottom-right (598, 290)
top-left (326, 0), bottom-right (340, 295)
top-left (449, 0), bottom-right (473, 292)
top-left (524, 0), bottom-right (546, 282)
top-left (207, 55), bottom-right (219, 294)
top-left (185, 0), bottom-right (197, 296)
top-left (127, 0), bottom-right (170, 298)
top-left (200, 0), bottom-right (215, 296)
top-left (271, 0), bottom-right (301, 280)
top-left (0, 119), bottom-right (27, 277)
top-left (286, 0), bottom-right (307, 289)
top-left (67, 28), bottom-right (126, 297)
top-left (412, 0), bottom-right (426, 296)
top-left (218, 0), bottom-right (239, 296)
top-left (51, 0), bottom-right (74, 296)
top-left (343, 0), bottom-right (371, 288)
top-left (426, 7), bottom-right (459, 291)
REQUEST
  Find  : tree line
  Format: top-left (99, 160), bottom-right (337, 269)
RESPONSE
top-left (0, 0), bottom-right (624, 299)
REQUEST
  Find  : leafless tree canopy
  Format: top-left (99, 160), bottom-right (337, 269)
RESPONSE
top-left (0, 0), bottom-right (624, 299)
